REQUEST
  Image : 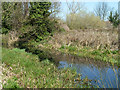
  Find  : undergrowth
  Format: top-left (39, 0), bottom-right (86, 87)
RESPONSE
top-left (23, 40), bottom-right (119, 66)
top-left (58, 45), bottom-right (119, 66)
top-left (2, 48), bottom-right (92, 88)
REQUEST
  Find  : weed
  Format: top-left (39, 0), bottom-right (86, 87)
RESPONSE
top-left (2, 48), bottom-right (92, 88)
top-left (3, 77), bottom-right (20, 88)
top-left (59, 45), bottom-right (119, 65)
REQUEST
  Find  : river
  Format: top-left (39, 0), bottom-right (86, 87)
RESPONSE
top-left (51, 53), bottom-right (119, 88)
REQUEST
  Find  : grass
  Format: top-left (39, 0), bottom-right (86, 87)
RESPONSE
top-left (58, 45), bottom-right (119, 65)
top-left (2, 48), bottom-right (92, 88)
top-left (2, 27), bottom-right (119, 88)
top-left (28, 40), bottom-right (119, 66)
top-left (22, 28), bottom-right (118, 65)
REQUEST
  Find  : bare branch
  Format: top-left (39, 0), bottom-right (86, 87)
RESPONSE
top-left (66, 0), bottom-right (84, 14)
top-left (94, 2), bottom-right (109, 20)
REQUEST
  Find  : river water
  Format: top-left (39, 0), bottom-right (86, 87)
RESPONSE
top-left (51, 53), bottom-right (119, 88)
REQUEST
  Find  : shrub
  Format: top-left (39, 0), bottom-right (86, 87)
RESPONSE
top-left (108, 11), bottom-right (120, 28)
top-left (1, 28), bottom-right (9, 34)
top-left (66, 11), bottom-right (106, 30)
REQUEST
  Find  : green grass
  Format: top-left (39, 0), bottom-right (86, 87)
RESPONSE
top-left (3, 77), bottom-right (20, 88)
top-left (58, 45), bottom-right (119, 66)
top-left (22, 40), bottom-right (119, 66)
top-left (30, 40), bottom-right (119, 66)
top-left (2, 48), bottom-right (92, 88)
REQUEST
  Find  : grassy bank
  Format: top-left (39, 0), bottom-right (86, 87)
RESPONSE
top-left (58, 45), bottom-right (119, 65)
top-left (2, 27), bottom-right (119, 66)
top-left (18, 28), bottom-right (119, 66)
top-left (23, 40), bottom-right (119, 66)
top-left (2, 48), bottom-right (92, 88)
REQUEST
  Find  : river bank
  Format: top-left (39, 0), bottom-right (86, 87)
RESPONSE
top-left (13, 39), bottom-right (119, 88)
top-left (20, 40), bottom-right (119, 66)
top-left (2, 48), bottom-right (92, 88)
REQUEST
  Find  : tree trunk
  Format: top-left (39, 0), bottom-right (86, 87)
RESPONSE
top-left (24, 2), bottom-right (29, 18)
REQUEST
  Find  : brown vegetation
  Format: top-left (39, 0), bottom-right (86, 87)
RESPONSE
top-left (48, 23), bottom-right (118, 50)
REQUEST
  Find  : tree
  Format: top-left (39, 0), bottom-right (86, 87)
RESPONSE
top-left (49, 1), bottom-right (61, 18)
top-left (2, 2), bottom-right (12, 33)
top-left (12, 2), bottom-right (24, 31)
top-left (2, 2), bottom-right (25, 33)
top-left (66, 0), bottom-right (84, 29)
top-left (66, 10), bottom-right (105, 30)
top-left (2, 2), bottom-right (58, 42)
top-left (28, 2), bottom-right (52, 41)
top-left (108, 11), bottom-right (120, 28)
top-left (2, 2), bottom-right (25, 47)
top-left (23, 2), bottom-right (29, 18)
top-left (94, 2), bottom-right (109, 20)
top-left (66, 0), bottom-right (84, 14)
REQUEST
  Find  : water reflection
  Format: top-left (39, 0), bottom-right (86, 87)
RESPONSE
top-left (52, 53), bottom-right (119, 88)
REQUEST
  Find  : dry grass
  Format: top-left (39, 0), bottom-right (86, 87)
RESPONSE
top-left (2, 31), bottom-right (19, 48)
top-left (48, 28), bottom-right (118, 50)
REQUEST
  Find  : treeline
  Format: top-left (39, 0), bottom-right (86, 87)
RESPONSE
top-left (66, 1), bottom-right (120, 30)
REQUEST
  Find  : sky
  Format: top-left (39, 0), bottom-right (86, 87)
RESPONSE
top-left (58, 2), bottom-right (118, 21)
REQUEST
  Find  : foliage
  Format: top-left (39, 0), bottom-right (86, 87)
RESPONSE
top-left (2, 48), bottom-right (92, 88)
top-left (29, 2), bottom-right (53, 40)
top-left (108, 11), bottom-right (120, 28)
top-left (18, 36), bottom-right (119, 66)
top-left (2, 2), bottom-right (62, 45)
top-left (66, 11), bottom-right (106, 30)
top-left (2, 2), bottom-right (12, 34)
top-left (2, 34), bottom-right (9, 48)
top-left (19, 2), bottom-right (60, 42)
top-left (2, 2), bottom-right (24, 33)
top-left (59, 45), bottom-right (119, 65)
top-left (29, 2), bottom-right (51, 26)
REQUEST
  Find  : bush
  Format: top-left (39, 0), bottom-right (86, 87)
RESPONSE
top-left (66, 11), bottom-right (106, 30)
top-left (1, 28), bottom-right (9, 34)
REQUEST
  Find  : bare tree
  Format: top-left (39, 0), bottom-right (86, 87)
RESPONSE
top-left (66, 0), bottom-right (84, 14)
top-left (94, 2), bottom-right (109, 20)
top-left (66, 0), bottom-right (84, 28)
top-left (50, 1), bottom-right (61, 18)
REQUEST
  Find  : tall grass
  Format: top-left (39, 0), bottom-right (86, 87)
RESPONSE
top-left (44, 28), bottom-right (118, 53)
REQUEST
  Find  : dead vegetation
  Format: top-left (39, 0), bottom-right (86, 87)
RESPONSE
top-left (48, 25), bottom-right (118, 50)
top-left (2, 30), bottom-right (19, 48)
